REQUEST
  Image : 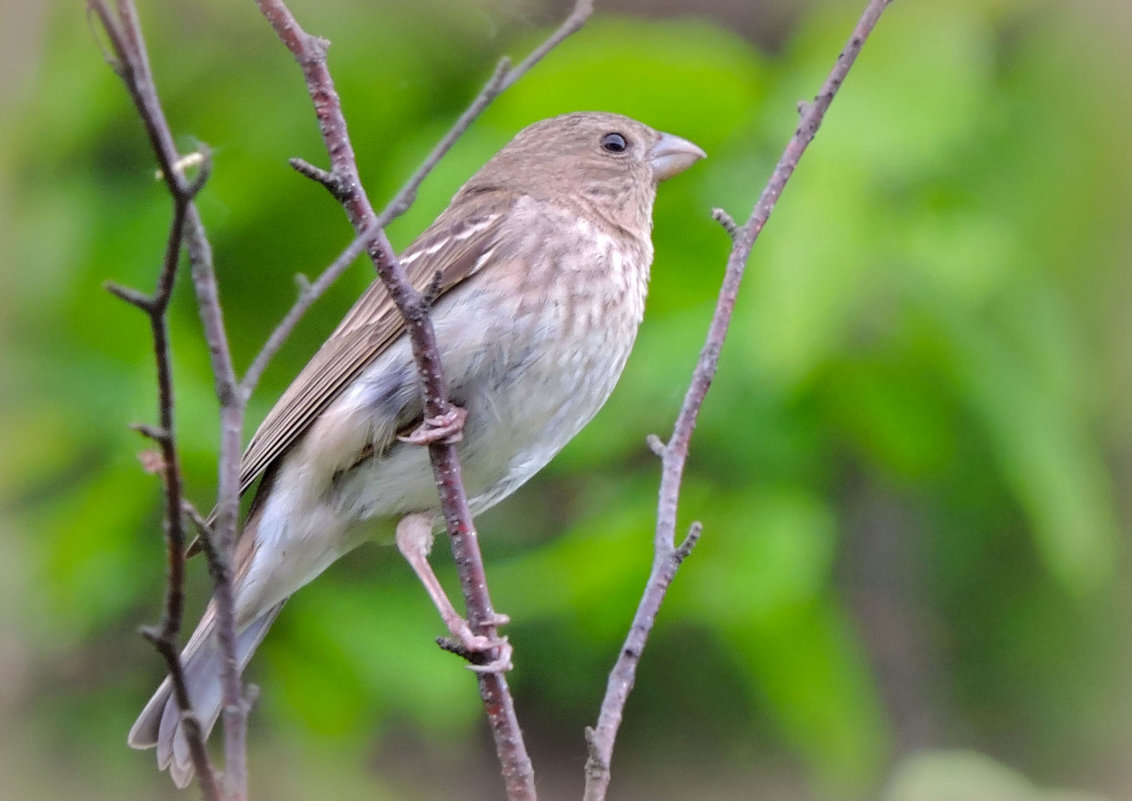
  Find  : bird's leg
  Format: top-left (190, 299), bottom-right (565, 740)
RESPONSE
top-left (397, 405), bottom-right (468, 446)
top-left (395, 513), bottom-right (512, 672)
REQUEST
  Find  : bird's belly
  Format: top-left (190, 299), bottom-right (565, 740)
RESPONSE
top-left (335, 311), bottom-right (635, 529)
top-left (459, 332), bottom-right (627, 512)
top-left (324, 221), bottom-right (648, 534)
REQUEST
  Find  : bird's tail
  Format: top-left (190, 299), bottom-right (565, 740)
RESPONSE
top-left (127, 599), bottom-right (284, 788)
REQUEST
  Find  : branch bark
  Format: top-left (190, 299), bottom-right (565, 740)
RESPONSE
top-left (583, 2), bottom-right (894, 798)
top-left (96, 0), bottom-right (891, 796)
top-left (251, 2), bottom-right (592, 799)
top-left (98, 0), bottom-right (590, 795)
top-left (88, 1), bottom-right (225, 798)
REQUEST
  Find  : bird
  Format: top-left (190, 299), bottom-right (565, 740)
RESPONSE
top-left (128, 111), bottom-right (705, 787)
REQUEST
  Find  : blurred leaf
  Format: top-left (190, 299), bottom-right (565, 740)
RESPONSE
top-left (883, 750), bottom-right (1112, 801)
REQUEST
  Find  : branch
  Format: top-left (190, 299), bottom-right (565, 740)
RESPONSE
top-left (240, 224), bottom-right (377, 397)
top-left (184, 179), bottom-right (250, 801)
top-left (252, 2), bottom-right (592, 799)
top-left (583, 2), bottom-right (894, 798)
top-left (92, 0), bottom-right (256, 796)
top-left (87, 2), bottom-right (223, 799)
top-left (498, 0), bottom-right (593, 92)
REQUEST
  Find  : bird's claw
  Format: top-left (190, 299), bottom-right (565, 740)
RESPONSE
top-left (467, 641), bottom-right (513, 674)
top-left (398, 406), bottom-right (468, 446)
top-left (441, 612), bottom-right (513, 673)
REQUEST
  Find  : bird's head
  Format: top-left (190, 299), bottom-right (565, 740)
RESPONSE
top-left (463, 111), bottom-right (705, 232)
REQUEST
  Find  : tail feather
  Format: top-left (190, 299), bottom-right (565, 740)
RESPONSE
top-left (128, 601), bottom-right (285, 789)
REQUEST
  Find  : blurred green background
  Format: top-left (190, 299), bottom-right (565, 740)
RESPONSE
top-left (2, 0), bottom-right (1130, 799)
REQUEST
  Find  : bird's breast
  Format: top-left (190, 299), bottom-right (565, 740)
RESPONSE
top-left (318, 204), bottom-right (654, 525)
top-left (434, 212), bottom-right (651, 511)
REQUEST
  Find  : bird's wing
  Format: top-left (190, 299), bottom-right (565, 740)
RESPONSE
top-left (237, 199), bottom-right (513, 495)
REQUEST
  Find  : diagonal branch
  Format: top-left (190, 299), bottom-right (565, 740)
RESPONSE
top-left (240, 224), bottom-right (377, 398)
top-left (583, 2), bottom-right (895, 799)
top-left (252, 2), bottom-right (592, 799)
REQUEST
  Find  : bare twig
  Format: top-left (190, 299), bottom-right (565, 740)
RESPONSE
top-left (582, 2), bottom-right (894, 799)
top-left (498, 0), bottom-right (593, 92)
top-left (383, 58), bottom-right (511, 219)
top-left (241, 224), bottom-right (378, 397)
top-left (98, 0), bottom-right (592, 795)
top-left (182, 192), bottom-right (250, 801)
top-left (710, 207), bottom-right (739, 240)
top-left (92, 0), bottom-right (253, 795)
top-left (252, 1), bottom-right (592, 798)
top-left (87, 2), bottom-right (223, 799)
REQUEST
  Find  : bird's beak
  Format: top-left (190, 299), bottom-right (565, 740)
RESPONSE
top-left (649, 132), bottom-right (706, 182)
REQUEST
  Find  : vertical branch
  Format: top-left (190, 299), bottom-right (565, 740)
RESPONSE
top-left (91, 0), bottom-right (251, 797)
top-left (89, 1), bottom-right (223, 799)
top-left (583, 2), bottom-right (895, 799)
top-left (181, 204), bottom-right (250, 800)
top-left (251, 2), bottom-right (592, 799)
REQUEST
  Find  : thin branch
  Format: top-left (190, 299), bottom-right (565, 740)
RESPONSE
top-left (246, 0), bottom-right (591, 398)
top-left (92, 0), bottom-right (252, 796)
top-left (582, 2), bottom-right (894, 799)
top-left (674, 521), bottom-right (703, 563)
top-left (497, 0), bottom-right (593, 92)
top-left (182, 201), bottom-right (249, 801)
top-left (288, 156), bottom-right (344, 199)
top-left (240, 224), bottom-right (378, 397)
top-left (252, 2), bottom-right (592, 799)
top-left (97, 0), bottom-right (592, 796)
top-left (383, 58), bottom-right (510, 219)
top-left (87, 2), bottom-right (223, 799)
top-left (104, 280), bottom-right (155, 311)
top-left (182, 498), bottom-right (223, 574)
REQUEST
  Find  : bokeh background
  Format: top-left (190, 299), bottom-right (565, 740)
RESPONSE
top-left (2, 0), bottom-right (1131, 799)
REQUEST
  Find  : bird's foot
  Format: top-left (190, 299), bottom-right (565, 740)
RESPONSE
top-left (439, 612), bottom-right (513, 673)
top-left (398, 405), bottom-right (468, 446)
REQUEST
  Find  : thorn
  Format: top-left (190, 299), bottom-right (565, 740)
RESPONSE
top-left (294, 273), bottom-right (312, 296)
top-left (138, 624), bottom-right (162, 645)
top-left (436, 636), bottom-right (465, 656)
top-left (289, 157), bottom-right (345, 199)
top-left (130, 422), bottom-right (170, 442)
top-left (181, 500), bottom-right (213, 539)
top-left (711, 208), bottom-right (739, 240)
top-left (104, 280), bottom-right (154, 311)
top-left (675, 521), bottom-right (702, 563)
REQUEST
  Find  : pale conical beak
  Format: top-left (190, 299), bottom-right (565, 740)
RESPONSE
top-left (649, 132), bottom-right (706, 181)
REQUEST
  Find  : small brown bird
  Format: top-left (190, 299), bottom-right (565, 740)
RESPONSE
top-left (128, 111), bottom-right (704, 787)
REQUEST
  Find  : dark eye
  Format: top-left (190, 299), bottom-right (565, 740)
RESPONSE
top-left (600, 132), bottom-right (629, 153)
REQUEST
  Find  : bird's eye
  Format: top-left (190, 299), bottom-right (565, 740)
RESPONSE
top-left (600, 132), bottom-right (629, 153)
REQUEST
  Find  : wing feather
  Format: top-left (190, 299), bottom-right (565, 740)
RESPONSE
top-left (237, 197), bottom-right (514, 494)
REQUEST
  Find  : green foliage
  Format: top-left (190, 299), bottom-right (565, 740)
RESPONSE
top-left (1, 1), bottom-right (1129, 799)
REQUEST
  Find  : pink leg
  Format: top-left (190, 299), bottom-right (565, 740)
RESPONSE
top-left (397, 405), bottom-right (468, 446)
top-left (395, 513), bottom-right (511, 672)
